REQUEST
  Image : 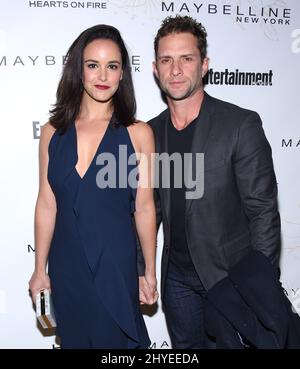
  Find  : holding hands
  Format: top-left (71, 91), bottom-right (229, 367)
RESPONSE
top-left (139, 273), bottom-right (159, 305)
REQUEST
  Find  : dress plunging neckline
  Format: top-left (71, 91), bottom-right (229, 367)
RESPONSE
top-left (73, 121), bottom-right (110, 181)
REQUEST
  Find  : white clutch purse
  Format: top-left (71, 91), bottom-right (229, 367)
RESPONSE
top-left (36, 289), bottom-right (57, 329)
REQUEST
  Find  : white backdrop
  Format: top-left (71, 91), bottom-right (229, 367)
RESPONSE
top-left (0, 0), bottom-right (299, 348)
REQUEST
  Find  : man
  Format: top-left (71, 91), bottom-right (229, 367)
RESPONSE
top-left (147, 15), bottom-right (281, 348)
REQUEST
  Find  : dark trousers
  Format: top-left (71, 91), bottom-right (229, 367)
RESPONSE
top-left (163, 260), bottom-right (215, 349)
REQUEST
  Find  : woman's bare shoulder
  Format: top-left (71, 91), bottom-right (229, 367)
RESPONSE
top-left (40, 122), bottom-right (56, 147)
top-left (128, 120), bottom-right (154, 139)
top-left (127, 120), bottom-right (154, 153)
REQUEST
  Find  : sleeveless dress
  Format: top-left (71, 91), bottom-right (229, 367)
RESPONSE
top-left (47, 119), bottom-right (150, 348)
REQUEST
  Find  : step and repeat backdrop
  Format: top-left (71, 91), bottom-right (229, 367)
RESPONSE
top-left (0, 0), bottom-right (299, 348)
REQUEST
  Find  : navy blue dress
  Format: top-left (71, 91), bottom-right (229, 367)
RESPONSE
top-left (47, 119), bottom-right (150, 348)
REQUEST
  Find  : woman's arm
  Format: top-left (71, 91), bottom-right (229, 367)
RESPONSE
top-left (128, 122), bottom-right (158, 304)
top-left (29, 123), bottom-right (57, 303)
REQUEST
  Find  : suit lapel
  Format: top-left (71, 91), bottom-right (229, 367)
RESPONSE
top-left (185, 92), bottom-right (215, 215)
top-left (155, 93), bottom-right (216, 225)
top-left (158, 111), bottom-right (171, 227)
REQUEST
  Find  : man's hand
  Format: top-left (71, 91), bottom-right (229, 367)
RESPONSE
top-left (139, 275), bottom-right (159, 305)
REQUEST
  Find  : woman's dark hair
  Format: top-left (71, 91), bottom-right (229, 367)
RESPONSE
top-left (49, 24), bottom-right (136, 133)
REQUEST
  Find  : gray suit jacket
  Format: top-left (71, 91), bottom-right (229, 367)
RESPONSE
top-left (140, 92), bottom-right (280, 299)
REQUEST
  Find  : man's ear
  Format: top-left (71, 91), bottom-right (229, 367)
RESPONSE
top-left (201, 57), bottom-right (209, 78)
top-left (152, 61), bottom-right (159, 79)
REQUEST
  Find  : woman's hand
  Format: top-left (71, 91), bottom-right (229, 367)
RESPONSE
top-left (29, 271), bottom-right (51, 304)
top-left (139, 273), bottom-right (159, 305)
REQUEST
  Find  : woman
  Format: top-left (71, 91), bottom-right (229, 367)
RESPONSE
top-left (29, 24), bottom-right (158, 348)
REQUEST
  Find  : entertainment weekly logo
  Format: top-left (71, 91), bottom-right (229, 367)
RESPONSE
top-left (161, 1), bottom-right (292, 26)
top-left (204, 69), bottom-right (273, 86)
top-left (0, 55), bottom-right (141, 72)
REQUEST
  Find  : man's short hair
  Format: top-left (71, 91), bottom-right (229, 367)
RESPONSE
top-left (154, 15), bottom-right (208, 60)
